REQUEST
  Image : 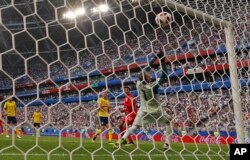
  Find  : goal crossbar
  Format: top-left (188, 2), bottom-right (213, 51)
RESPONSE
top-left (157, 0), bottom-right (231, 27)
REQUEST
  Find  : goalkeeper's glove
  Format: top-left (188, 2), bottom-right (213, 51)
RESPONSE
top-left (156, 50), bottom-right (166, 64)
top-left (156, 51), bottom-right (164, 59)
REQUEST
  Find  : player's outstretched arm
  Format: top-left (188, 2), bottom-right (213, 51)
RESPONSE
top-left (143, 49), bottom-right (168, 85)
top-left (145, 53), bottom-right (158, 72)
top-left (157, 51), bottom-right (168, 85)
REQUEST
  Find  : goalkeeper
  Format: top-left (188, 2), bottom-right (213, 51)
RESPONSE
top-left (114, 49), bottom-right (172, 150)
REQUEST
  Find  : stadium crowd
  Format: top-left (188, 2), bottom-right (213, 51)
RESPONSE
top-left (1, 48), bottom-right (249, 98)
top-left (8, 88), bottom-right (249, 136)
top-left (0, 15), bottom-right (249, 136)
top-left (0, 18), bottom-right (242, 87)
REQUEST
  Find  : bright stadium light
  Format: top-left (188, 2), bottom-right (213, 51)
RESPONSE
top-left (90, 4), bottom-right (109, 14)
top-left (98, 4), bottom-right (109, 12)
top-left (91, 7), bottom-right (99, 13)
top-left (63, 8), bottom-right (86, 19)
top-left (63, 11), bottom-right (76, 19)
top-left (75, 8), bottom-right (85, 16)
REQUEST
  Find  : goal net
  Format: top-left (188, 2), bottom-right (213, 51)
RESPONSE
top-left (0, 0), bottom-right (249, 160)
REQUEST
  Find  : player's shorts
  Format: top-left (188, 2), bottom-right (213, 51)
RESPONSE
top-left (121, 113), bottom-right (136, 126)
top-left (0, 119), bottom-right (2, 126)
top-left (7, 116), bottom-right (17, 124)
top-left (34, 123), bottom-right (40, 128)
top-left (99, 117), bottom-right (109, 126)
top-left (132, 111), bottom-right (171, 128)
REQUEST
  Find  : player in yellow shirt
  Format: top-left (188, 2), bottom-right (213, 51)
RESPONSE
top-left (4, 97), bottom-right (21, 138)
top-left (92, 90), bottom-right (113, 143)
top-left (32, 108), bottom-right (42, 137)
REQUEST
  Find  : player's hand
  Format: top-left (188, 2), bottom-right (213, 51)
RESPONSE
top-left (3, 110), bottom-right (7, 114)
top-left (2, 112), bottom-right (6, 118)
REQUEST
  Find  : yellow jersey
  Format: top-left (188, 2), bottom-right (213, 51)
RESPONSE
top-left (98, 97), bottom-right (110, 117)
top-left (4, 101), bottom-right (16, 117)
top-left (33, 111), bottom-right (42, 123)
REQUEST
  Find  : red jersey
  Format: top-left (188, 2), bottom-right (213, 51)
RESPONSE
top-left (0, 112), bottom-right (6, 126)
top-left (122, 94), bottom-right (137, 115)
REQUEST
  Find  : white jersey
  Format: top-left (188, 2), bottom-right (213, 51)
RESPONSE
top-left (136, 79), bottom-right (162, 113)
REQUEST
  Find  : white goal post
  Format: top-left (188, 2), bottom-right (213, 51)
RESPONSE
top-left (157, 0), bottom-right (245, 144)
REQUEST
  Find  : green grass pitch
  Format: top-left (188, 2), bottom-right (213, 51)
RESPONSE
top-left (0, 135), bottom-right (229, 160)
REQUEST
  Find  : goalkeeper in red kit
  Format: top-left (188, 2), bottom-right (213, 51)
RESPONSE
top-left (118, 86), bottom-right (137, 145)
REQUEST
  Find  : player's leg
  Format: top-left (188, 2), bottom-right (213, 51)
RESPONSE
top-left (127, 135), bottom-right (134, 144)
top-left (118, 118), bottom-right (126, 137)
top-left (34, 123), bottom-right (40, 137)
top-left (13, 117), bottom-right (21, 138)
top-left (5, 116), bottom-right (11, 138)
top-left (37, 123), bottom-right (41, 137)
top-left (33, 123), bottom-right (36, 136)
top-left (118, 116), bottom-right (135, 145)
top-left (92, 117), bottom-right (106, 141)
top-left (0, 120), bottom-right (3, 135)
top-left (0, 123), bottom-right (3, 135)
top-left (122, 125), bottom-right (138, 139)
top-left (107, 118), bottom-right (113, 143)
top-left (113, 124), bottom-right (138, 149)
top-left (92, 128), bottom-right (101, 141)
top-left (114, 112), bottom-right (143, 148)
top-left (164, 113), bottom-right (172, 149)
top-left (154, 112), bottom-right (172, 150)
top-left (92, 117), bottom-right (102, 141)
top-left (5, 125), bottom-right (9, 137)
top-left (163, 123), bottom-right (171, 150)
top-left (125, 115), bottom-right (136, 145)
top-left (121, 111), bottom-right (144, 140)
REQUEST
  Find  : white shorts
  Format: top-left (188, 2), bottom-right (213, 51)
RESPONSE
top-left (132, 110), bottom-right (171, 128)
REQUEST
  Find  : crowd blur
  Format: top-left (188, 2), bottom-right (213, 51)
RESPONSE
top-left (0, 18), bottom-right (250, 87)
top-left (8, 88), bottom-right (249, 135)
top-left (0, 15), bottom-right (250, 136)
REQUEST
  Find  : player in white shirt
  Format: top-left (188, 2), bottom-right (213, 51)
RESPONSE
top-left (114, 50), bottom-right (172, 150)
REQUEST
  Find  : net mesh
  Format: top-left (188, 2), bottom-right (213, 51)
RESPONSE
top-left (0, 0), bottom-right (249, 160)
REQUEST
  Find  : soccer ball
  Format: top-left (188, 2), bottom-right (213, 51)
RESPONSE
top-left (155, 12), bottom-right (172, 28)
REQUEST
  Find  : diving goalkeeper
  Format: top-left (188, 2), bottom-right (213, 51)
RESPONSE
top-left (114, 50), bottom-right (172, 150)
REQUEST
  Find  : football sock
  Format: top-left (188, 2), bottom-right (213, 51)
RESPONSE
top-left (108, 129), bottom-right (113, 142)
top-left (122, 125), bottom-right (137, 139)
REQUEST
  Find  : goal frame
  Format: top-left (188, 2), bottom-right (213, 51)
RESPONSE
top-left (157, 0), bottom-right (245, 143)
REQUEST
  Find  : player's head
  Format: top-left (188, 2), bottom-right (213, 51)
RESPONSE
top-left (139, 72), bottom-right (151, 83)
top-left (8, 96), bottom-right (13, 102)
top-left (124, 86), bottom-right (131, 95)
top-left (35, 108), bottom-right (40, 112)
top-left (101, 90), bottom-right (108, 98)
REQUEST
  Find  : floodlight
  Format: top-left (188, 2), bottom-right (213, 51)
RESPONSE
top-left (75, 8), bottom-right (85, 16)
top-left (63, 11), bottom-right (76, 19)
top-left (98, 4), bottom-right (109, 12)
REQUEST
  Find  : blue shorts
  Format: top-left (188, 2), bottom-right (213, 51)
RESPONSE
top-left (99, 117), bottom-right (109, 126)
